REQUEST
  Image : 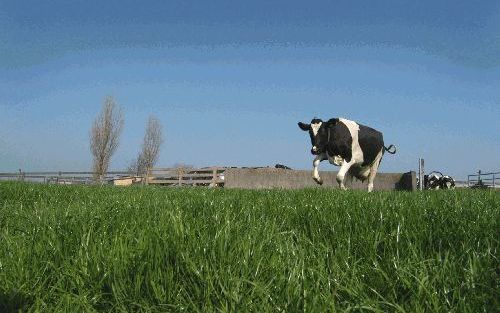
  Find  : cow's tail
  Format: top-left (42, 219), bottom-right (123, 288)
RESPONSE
top-left (384, 144), bottom-right (397, 154)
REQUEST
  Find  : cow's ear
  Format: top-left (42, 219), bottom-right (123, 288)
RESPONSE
top-left (326, 118), bottom-right (338, 127)
top-left (298, 122), bottom-right (310, 131)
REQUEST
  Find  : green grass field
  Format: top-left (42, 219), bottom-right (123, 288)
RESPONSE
top-left (0, 182), bottom-right (498, 312)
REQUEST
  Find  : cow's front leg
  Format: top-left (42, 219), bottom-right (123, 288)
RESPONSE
top-left (336, 160), bottom-right (355, 190)
top-left (312, 154), bottom-right (326, 185)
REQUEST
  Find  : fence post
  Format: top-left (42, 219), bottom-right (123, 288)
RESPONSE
top-left (418, 159), bottom-right (421, 190)
top-left (18, 169), bottom-right (24, 182)
top-left (212, 168), bottom-right (217, 187)
top-left (178, 168), bottom-right (183, 186)
top-left (418, 158), bottom-right (425, 190)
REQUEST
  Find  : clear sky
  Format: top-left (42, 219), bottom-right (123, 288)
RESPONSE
top-left (1, 0), bottom-right (499, 179)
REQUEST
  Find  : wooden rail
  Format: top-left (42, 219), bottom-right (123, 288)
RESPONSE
top-left (0, 167), bottom-right (227, 187)
top-left (146, 167), bottom-right (225, 187)
top-left (0, 170), bottom-right (133, 184)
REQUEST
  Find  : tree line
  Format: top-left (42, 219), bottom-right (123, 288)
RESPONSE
top-left (90, 96), bottom-right (163, 181)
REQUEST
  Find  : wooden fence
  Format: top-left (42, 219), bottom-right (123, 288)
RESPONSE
top-left (0, 170), bottom-right (132, 184)
top-left (146, 167), bottom-right (225, 187)
top-left (0, 168), bottom-right (226, 187)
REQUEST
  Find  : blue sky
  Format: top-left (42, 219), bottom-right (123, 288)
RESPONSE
top-left (1, 0), bottom-right (499, 178)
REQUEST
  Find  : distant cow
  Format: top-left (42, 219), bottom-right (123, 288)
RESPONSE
top-left (298, 118), bottom-right (396, 192)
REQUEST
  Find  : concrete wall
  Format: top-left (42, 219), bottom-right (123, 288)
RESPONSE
top-left (224, 168), bottom-right (416, 191)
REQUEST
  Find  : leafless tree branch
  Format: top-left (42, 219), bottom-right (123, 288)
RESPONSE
top-left (132, 116), bottom-right (163, 176)
top-left (90, 96), bottom-right (124, 182)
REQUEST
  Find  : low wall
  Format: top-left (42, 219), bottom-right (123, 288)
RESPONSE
top-left (224, 168), bottom-right (416, 191)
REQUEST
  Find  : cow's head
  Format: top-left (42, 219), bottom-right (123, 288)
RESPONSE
top-left (298, 118), bottom-right (337, 155)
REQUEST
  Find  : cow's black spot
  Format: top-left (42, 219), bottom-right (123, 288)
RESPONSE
top-left (358, 124), bottom-right (384, 166)
top-left (327, 121), bottom-right (353, 163)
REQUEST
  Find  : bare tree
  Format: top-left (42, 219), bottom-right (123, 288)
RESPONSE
top-left (90, 96), bottom-right (124, 181)
top-left (127, 155), bottom-right (146, 176)
top-left (134, 116), bottom-right (163, 176)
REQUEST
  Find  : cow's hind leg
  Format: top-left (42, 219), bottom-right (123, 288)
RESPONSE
top-left (367, 150), bottom-right (384, 192)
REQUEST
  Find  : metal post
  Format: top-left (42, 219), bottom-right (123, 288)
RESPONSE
top-left (421, 158), bottom-right (425, 190)
top-left (418, 159), bottom-right (421, 190)
top-left (418, 158), bottom-right (425, 191)
top-left (493, 174), bottom-right (496, 188)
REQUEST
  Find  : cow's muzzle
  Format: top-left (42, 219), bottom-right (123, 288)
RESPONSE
top-left (311, 146), bottom-right (321, 155)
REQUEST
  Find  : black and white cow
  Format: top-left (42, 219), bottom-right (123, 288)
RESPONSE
top-left (298, 118), bottom-right (396, 192)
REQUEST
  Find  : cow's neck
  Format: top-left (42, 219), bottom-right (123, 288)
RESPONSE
top-left (326, 146), bottom-right (336, 157)
top-left (325, 128), bottom-right (335, 156)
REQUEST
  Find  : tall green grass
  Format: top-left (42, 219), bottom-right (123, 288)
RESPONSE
top-left (0, 182), bottom-right (498, 312)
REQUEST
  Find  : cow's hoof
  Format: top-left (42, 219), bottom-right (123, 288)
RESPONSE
top-left (314, 178), bottom-right (323, 185)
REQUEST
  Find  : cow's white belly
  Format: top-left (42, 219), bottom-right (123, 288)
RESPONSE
top-left (328, 154), bottom-right (344, 166)
top-left (350, 164), bottom-right (371, 180)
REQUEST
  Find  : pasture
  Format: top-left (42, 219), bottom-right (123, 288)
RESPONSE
top-left (0, 182), bottom-right (498, 312)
